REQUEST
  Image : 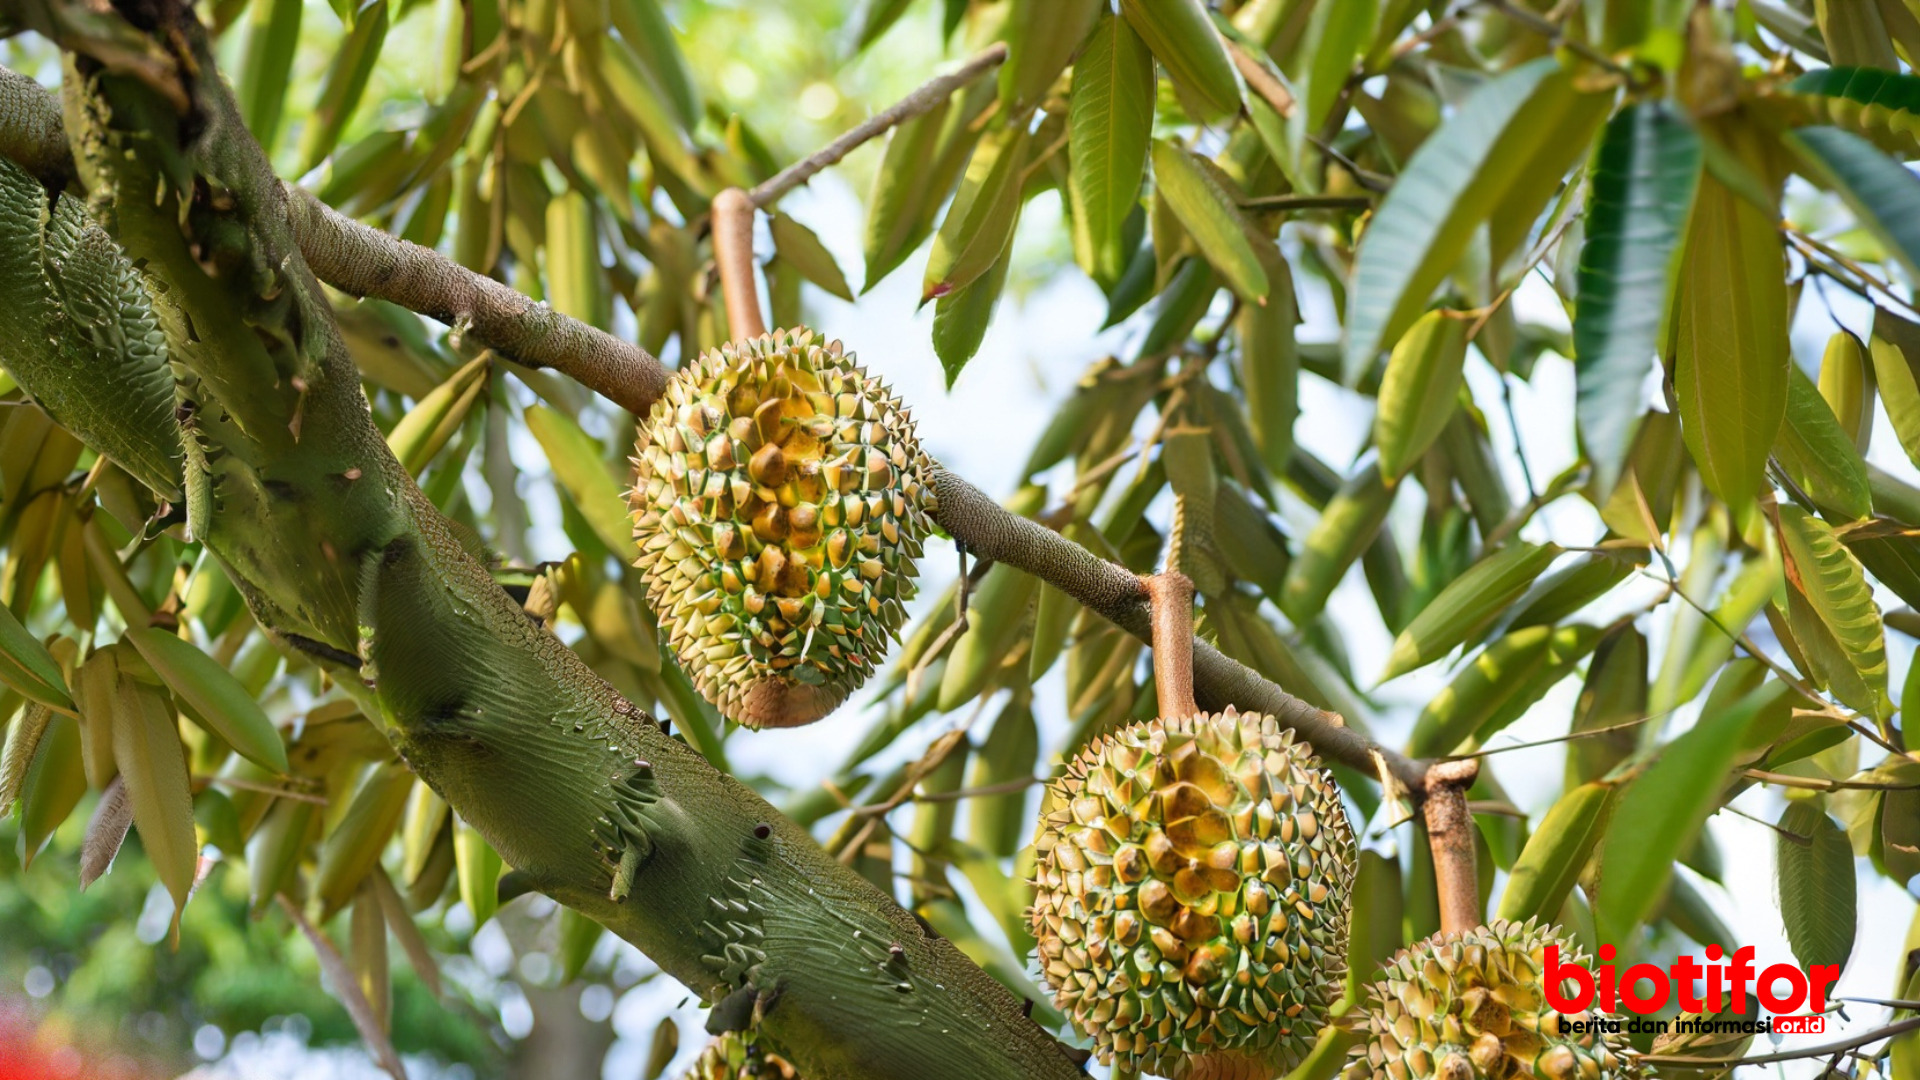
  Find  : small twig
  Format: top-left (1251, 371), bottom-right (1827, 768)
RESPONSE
top-left (1238, 194), bottom-right (1373, 212)
top-left (1482, 0), bottom-right (1640, 82)
top-left (1722, 801), bottom-right (1812, 843)
top-left (1226, 40), bottom-right (1294, 118)
top-left (747, 43), bottom-right (1009, 208)
top-left (1448, 712), bottom-right (1663, 759)
top-left (1744, 768), bottom-right (1920, 792)
top-left (914, 775), bottom-right (1044, 804)
top-left (278, 895), bottom-right (408, 1080)
top-left (211, 775), bottom-right (329, 805)
top-left (1639, 1016), bottom-right (1920, 1067)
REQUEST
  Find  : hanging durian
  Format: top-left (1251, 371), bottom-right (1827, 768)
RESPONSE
top-left (1344, 920), bottom-right (1643, 1080)
top-left (683, 1031), bottom-right (801, 1079)
top-left (1029, 573), bottom-right (1357, 1080)
top-left (629, 326), bottom-right (935, 728)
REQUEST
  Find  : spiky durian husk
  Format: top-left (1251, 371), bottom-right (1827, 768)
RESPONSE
top-left (629, 327), bottom-right (935, 728)
top-left (1344, 920), bottom-right (1643, 1080)
top-left (1030, 708), bottom-right (1356, 1080)
top-left (684, 1032), bottom-right (801, 1080)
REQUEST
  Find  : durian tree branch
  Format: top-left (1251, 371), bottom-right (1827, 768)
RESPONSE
top-left (926, 466), bottom-right (1433, 793)
top-left (0, 4), bottom-right (1081, 1078)
top-left (0, 40), bottom-right (1435, 795)
top-left (745, 42), bottom-right (1009, 209)
top-left (283, 186), bottom-right (668, 416)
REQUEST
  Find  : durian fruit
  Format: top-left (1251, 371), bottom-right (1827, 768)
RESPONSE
top-left (1030, 707), bottom-right (1357, 1080)
top-left (683, 1032), bottom-right (800, 1080)
top-left (630, 327), bottom-right (935, 728)
top-left (1344, 920), bottom-right (1643, 1080)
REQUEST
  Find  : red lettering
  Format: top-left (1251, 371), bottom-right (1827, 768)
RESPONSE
top-left (1759, 964), bottom-right (1807, 1013)
top-left (1544, 945), bottom-right (1595, 1012)
top-left (1671, 954), bottom-right (1704, 1012)
top-left (1620, 963), bottom-right (1669, 1014)
top-left (1729, 946), bottom-right (1755, 1013)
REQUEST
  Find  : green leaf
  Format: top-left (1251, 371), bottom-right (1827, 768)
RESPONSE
top-left (849, 0), bottom-right (915, 51)
top-left (611, 0), bottom-right (702, 134)
top-left (234, 0), bottom-right (303, 151)
top-left (863, 82), bottom-right (993, 292)
top-left (938, 563), bottom-right (1041, 711)
top-left (1408, 623), bottom-right (1599, 756)
top-left (1295, 0), bottom-right (1378, 154)
top-left (1594, 680), bottom-right (1785, 945)
top-left (1775, 366), bottom-right (1872, 521)
top-left (125, 627), bottom-right (289, 775)
top-left (1000, 0), bottom-right (1103, 113)
top-left (1150, 140), bottom-right (1273, 303)
top-left (454, 817), bottom-right (502, 928)
top-left (112, 676), bottom-right (198, 934)
top-left (1819, 329), bottom-right (1874, 451)
top-left (924, 123), bottom-right (1030, 302)
top-left (1120, 0), bottom-right (1243, 122)
top-left (932, 252), bottom-right (1011, 385)
top-left (1279, 462), bottom-right (1394, 623)
top-left (525, 405), bottom-right (634, 555)
top-left (1574, 104), bottom-right (1701, 494)
top-left (1069, 12), bottom-right (1156, 285)
top-left (387, 355), bottom-right (490, 476)
top-left (1498, 781), bottom-right (1614, 925)
top-left (1381, 541), bottom-right (1562, 681)
top-left (297, 0), bottom-right (389, 172)
top-left (1777, 501), bottom-right (1893, 722)
top-left (1344, 58), bottom-right (1608, 382)
top-left (1870, 306), bottom-right (1920, 469)
top-left (1372, 310), bottom-right (1467, 480)
top-left (1234, 259), bottom-right (1300, 473)
top-left (1789, 125), bottom-right (1920, 283)
top-left (0, 602), bottom-right (72, 712)
top-left (1788, 65), bottom-right (1920, 157)
top-left (1775, 802), bottom-right (1857, 971)
top-left (769, 212), bottom-right (854, 302)
top-left (1671, 142), bottom-right (1789, 515)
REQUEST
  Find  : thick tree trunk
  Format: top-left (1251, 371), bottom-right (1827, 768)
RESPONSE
top-left (0, 2), bottom-right (1081, 1077)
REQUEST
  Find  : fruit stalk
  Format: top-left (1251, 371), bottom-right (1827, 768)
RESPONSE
top-left (1143, 571), bottom-right (1198, 718)
top-left (711, 187), bottom-right (768, 342)
top-left (1422, 757), bottom-right (1482, 934)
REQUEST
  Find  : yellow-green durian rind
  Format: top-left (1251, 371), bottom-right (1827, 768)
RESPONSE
top-left (1345, 919), bottom-right (1644, 1080)
top-left (1030, 708), bottom-right (1357, 1079)
top-left (630, 327), bottom-right (935, 728)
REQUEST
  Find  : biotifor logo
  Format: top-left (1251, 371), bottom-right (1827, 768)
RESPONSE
top-left (1545, 944), bottom-right (1838, 1034)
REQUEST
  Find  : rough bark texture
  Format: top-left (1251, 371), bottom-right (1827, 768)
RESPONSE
top-left (0, 4), bottom-right (1080, 1077)
top-left (285, 186), bottom-right (668, 415)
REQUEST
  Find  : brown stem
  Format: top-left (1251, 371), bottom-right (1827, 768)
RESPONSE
top-left (746, 43), bottom-right (1009, 209)
top-left (711, 187), bottom-right (767, 341)
top-left (928, 465), bottom-right (1432, 792)
top-left (284, 186), bottom-right (669, 415)
top-left (1143, 572), bottom-right (1198, 719)
top-left (1422, 758), bottom-right (1481, 935)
